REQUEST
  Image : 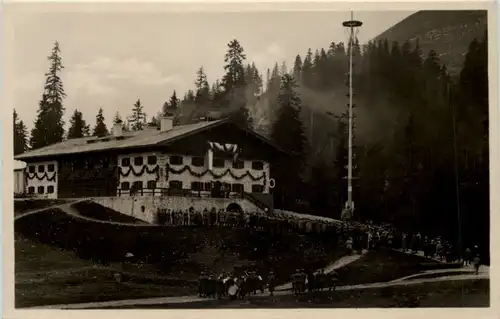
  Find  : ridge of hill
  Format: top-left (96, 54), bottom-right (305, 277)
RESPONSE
top-left (373, 10), bottom-right (487, 74)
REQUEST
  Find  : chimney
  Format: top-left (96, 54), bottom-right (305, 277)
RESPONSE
top-left (113, 122), bottom-right (123, 137)
top-left (160, 116), bottom-right (173, 132)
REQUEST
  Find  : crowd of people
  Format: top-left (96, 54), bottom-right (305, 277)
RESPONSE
top-left (167, 206), bottom-right (484, 300)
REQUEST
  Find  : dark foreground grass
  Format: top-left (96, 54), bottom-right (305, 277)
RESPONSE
top-left (97, 279), bottom-right (490, 309)
top-left (15, 235), bottom-right (197, 308)
top-left (15, 209), bottom-right (347, 307)
top-left (335, 249), bottom-right (446, 286)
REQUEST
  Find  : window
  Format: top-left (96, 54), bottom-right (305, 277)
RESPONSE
top-left (28, 166), bottom-right (35, 173)
top-left (213, 158), bottom-right (225, 168)
top-left (191, 181), bottom-right (202, 191)
top-left (121, 158), bottom-right (131, 167)
top-left (132, 181), bottom-right (143, 190)
top-left (147, 180), bottom-right (157, 189)
top-left (147, 155), bottom-right (157, 165)
top-left (169, 181), bottom-right (183, 190)
top-left (204, 182), bottom-right (212, 191)
top-left (47, 164), bottom-right (55, 172)
top-left (121, 182), bottom-right (130, 190)
top-left (232, 183), bottom-right (244, 193)
top-left (232, 160), bottom-right (244, 169)
top-left (28, 186), bottom-right (35, 194)
top-left (134, 157), bottom-right (144, 166)
top-left (252, 161), bottom-right (264, 170)
top-left (191, 157), bottom-right (205, 167)
top-left (37, 186), bottom-right (45, 194)
top-left (47, 185), bottom-right (55, 194)
top-left (38, 165), bottom-right (45, 173)
top-left (252, 185), bottom-right (264, 193)
top-left (169, 156), bottom-right (183, 165)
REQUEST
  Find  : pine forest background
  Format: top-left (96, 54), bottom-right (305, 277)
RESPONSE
top-left (13, 10), bottom-right (489, 260)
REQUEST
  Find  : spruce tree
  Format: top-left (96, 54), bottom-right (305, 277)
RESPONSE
top-left (293, 55), bottom-right (303, 83)
top-left (270, 74), bottom-right (307, 209)
top-left (93, 107), bottom-right (109, 136)
top-left (302, 49), bottom-right (314, 87)
top-left (129, 99), bottom-right (146, 131)
top-left (194, 67), bottom-right (211, 107)
top-left (221, 39), bottom-right (251, 126)
top-left (67, 109), bottom-right (90, 139)
top-left (13, 109), bottom-right (28, 155)
top-left (30, 42), bottom-right (66, 149)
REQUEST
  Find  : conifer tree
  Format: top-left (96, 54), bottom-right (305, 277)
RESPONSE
top-left (93, 107), bottom-right (109, 136)
top-left (129, 99), bottom-right (146, 131)
top-left (67, 109), bottom-right (90, 139)
top-left (293, 55), bottom-right (303, 82)
top-left (13, 109), bottom-right (28, 155)
top-left (270, 74), bottom-right (307, 209)
top-left (194, 67), bottom-right (211, 107)
top-left (221, 39), bottom-right (251, 126)
top-left (30, 42), bottom-right (66, 149)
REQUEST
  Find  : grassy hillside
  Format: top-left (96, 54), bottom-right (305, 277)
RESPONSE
top-left (14, 203), bottom-right (348, 306)
top-left (374, 10), bottom-right (487, 74)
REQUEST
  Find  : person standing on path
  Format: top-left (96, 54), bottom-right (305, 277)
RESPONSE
top-left (473, 254), bottom-right (481, 275)
top-left (267, 271), bottom-right (276, 296)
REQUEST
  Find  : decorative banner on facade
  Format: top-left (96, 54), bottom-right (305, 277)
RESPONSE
top-left (207, 141), bottom-right (240, 170)
top-left (166, 164), bottom-right (265, 181)
top-left (25, 171), bottom-right (57, 182)
top-left (119, 165), bottom-right (160, 181)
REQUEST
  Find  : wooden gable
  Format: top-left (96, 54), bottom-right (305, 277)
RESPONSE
top-left (159, 121), bottom-right (287, 161)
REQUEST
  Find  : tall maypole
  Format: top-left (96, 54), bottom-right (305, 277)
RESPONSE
top-left (342, 11), bottom-right (362, 218)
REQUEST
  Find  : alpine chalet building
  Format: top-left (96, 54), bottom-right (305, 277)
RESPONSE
top-left (15, 117), bottom-right (287, 220)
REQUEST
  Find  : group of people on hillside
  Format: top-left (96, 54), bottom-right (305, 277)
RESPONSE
top-left (291, 269), bottom-right (339, 295)
top-left (197, 270), bottom-right (269, 300)
top-left (155, 207), bottom-right (350, 235)
top-left (396, 232), bottom-right (482, 273)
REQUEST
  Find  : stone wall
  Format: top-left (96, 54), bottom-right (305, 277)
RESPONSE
top-left (90, 196), bottom-right (263, 224)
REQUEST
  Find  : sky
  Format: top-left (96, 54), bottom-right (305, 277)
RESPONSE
top-left (8, 7), bottom-right (413, 131)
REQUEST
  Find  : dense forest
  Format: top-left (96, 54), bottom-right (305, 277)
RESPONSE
top-left (13, 29), bottom-right (489, 257)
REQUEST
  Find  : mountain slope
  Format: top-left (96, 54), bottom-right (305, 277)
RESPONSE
top-left (374, 10), bottom-right (487, 74)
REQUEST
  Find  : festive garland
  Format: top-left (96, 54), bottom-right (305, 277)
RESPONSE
top-left (166, 164), bottom-right (265, 182)
top-left (26, 171), bottom-right (57, 182)
top-left (119, 164), bottom-right (160, 182)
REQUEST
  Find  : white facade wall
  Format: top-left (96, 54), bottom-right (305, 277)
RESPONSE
top-left (116, 151), bottom-right (270, 196)
top-left (166, 154), bottom-right (270, 194)
top-left (117, 151), bottom-right (162, 196)
top-left (13, 169), bottom-right (25, 194)
top-left (25, 160), bottom-right (58, 199)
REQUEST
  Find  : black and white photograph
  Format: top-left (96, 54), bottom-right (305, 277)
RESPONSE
top-left (3, 2), bottom-right (496, 311)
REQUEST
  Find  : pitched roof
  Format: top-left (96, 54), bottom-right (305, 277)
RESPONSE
top-left (15, 119), bottom-right (289, 161)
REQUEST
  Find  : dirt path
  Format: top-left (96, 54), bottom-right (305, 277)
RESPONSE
top-left (30, 272), bottom-right (488, 309)
top-left (274, 250), bottom-right (368, 291)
